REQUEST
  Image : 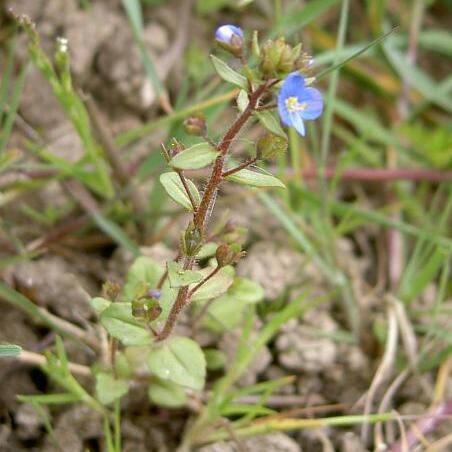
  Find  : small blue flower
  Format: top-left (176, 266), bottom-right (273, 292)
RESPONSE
top-left (277, 72), bottom-right (323, 136)
top-left (215, 25), bottom-right (243, 45)
top-left (148, 289), bottom-right (161, 300)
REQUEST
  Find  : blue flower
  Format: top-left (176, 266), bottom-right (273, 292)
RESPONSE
top-left (277, 72), bottom-right (323, 136)
top-left (215, 25), bottom-right (243, 46)
top-left (148, 289), bottom-right (161, 300)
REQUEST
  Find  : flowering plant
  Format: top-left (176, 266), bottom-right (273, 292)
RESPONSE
top-left (152, 25), bottom-right (324, 342)
top-left (13, 16), bottom-right (325, 450)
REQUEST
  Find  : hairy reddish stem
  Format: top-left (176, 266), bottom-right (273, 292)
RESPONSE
top-left (156, 82), bottom-right (270, 341)
top-left (194, 82), bottom-right (270, 231)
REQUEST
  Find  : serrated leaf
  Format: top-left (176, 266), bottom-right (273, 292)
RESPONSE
top-left (101, 303), bottom-right (152, 346)
top-left (225, 168), bottom-right (286, 189)
top-left (255, 110), bottom-right (287, 139)
top-left (90, 297), bottom-right (111, 314)
top-left (148, 336), bottom-right (206, 390)
top-left (148, 377), bottom-right (187, 408)
top-left (210, 55), bottom-right (248, 89)
top-left (167, 261), bottom-right (203, 288)
top-left (190, 267), bottom-right (234, 302)
top-left (95, 372), bottom-right (129, 405)
top-left (169, 142), bottom-right (219, 170)
top-left (160, 172), bottom-right (201, 211)
top-left (0, 343), bottom-right (22, 357)
top-left (237, 89), bottom-right (249, 112)
top-left (123, 256), bottom-right (164, 302)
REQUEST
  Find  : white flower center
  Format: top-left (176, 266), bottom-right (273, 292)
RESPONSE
top-left (285, 96), bottom-right (307, 113)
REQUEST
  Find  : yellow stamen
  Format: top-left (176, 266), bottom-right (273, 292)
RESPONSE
top-left (285, 96), bottom-right (307, 112)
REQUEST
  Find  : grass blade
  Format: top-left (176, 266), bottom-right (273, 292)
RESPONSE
top-left (0, 343), bottom-right (22, 357)
top-left (122, 0), bottom-right (165, 100)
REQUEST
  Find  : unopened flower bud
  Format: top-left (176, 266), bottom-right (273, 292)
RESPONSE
top-left (148, 289), bottom-right (161, 300)
top-left (183, 115), bottom-right (206, 136)
top-left (259, 38), bottom-right (301, 78)
top-left (257, 133), bottom-right (288, 160)
top-left (215, 24), bottom-right (244, 57)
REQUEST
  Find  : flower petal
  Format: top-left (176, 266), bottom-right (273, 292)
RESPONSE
top-left (277, 93), bottom-right (292, 127)
top-left (299, 87), bottom-right (323, 120)
top-left (290, 113), bottom-right (305, 136)
top-left (280, 72), bottom-right (305, 99)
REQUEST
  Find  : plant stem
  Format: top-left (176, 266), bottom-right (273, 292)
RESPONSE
top-left (177, 170), bottom-right (198, 212)
top-left (194, 82), bottom-right (270, 231)
top-left (12, 350), bottom-right (91, 377)
top-left (156, 82), bottom-right (270, 341)
top-left (188, 266), bottom-right (221, 298)
top-left (222, 158), bottom-right (258, 178)
top-left (114, 399), bottom-right (121, 452)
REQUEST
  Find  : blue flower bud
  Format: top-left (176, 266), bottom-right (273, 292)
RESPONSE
top-left (148, 289), bottom-right (161, 300)
top-left (215, 25), bottom-right (243, 45)
top-left (215, 25), bottom-right (244, 57)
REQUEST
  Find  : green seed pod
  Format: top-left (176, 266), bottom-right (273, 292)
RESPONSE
top-left (182, 222), bottom-right (203, 256)
top-left (215, 244), bottom-right (235, 267)
top-left (132, 299), bottom-right (146, 319)
top-left (257, 133), bottom-right (288, 160)
top-left (259, 37), bottom-right (303, 78)
top-left (146, 299), bottom-right (162, 322)
top-left (215, 243), bottom-right (245, 267)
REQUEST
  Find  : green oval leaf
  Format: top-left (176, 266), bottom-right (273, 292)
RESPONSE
top-left (196, 242), bottom-right (218, 259)
top-left (90, 297), bottom-right (111, 314)
top-left (203, 294), bottom-right (247, 332)
top-left (225, 168), bottom-right (286, 189)
top-left (169, 142), bottom-right (219, 170)
top-left (229, 277), bottom-right (265, 304)
top-left (210, 55), bottom-right (248, 90)
top-left (200, 277), bottom-right (264, 332)
top-left (160, 172), bottom-right (201, 211)
top-left (148, 377), bottom-right (187, 408)
top-left (255, 110), bottom-right (287, 139)
top-left (167, 261), bottom-right (203, 288)
top-left (101, 303), bottom-right (152, 346)
top-left (95, 372), bottom-right (129, 405)
top-left (190, 267), bottom-right (234, 302)
top-left (237, 89), bottom-right (249, 112)
top-left (123, 256), bottom-right (164, 302)
top-left (148, 337), bottom-right (206, 390)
